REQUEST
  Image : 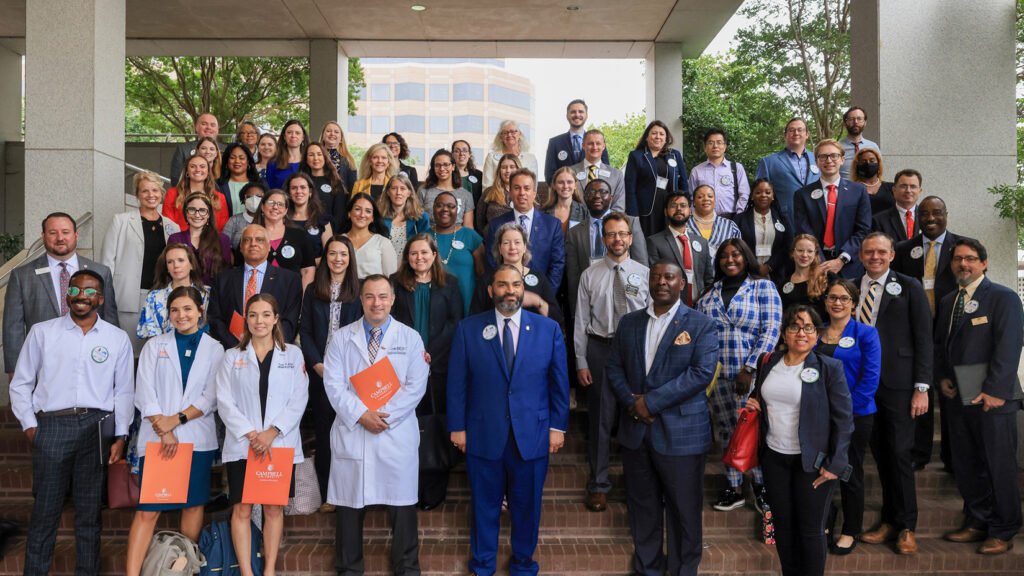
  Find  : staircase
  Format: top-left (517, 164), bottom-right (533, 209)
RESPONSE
top-left (0, 405), bottom-right (1020, 575)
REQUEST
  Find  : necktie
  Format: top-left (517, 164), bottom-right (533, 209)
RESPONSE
top-left (244, 267), bottom-right (258, 310)
top-left (587, 164), bottom-right (598, 183)
top-left (368, 326), bottom-right (382, 363)
top-left (519, 214), bottom-right (529, 238)
top-left (592, 220), bottom-right (605, 259)
top-left (853, 141), bottom-right (860, 154)
top-left (824, 184), bottom-right (838, 248)
top-left (950, 288), bottom-right (967, 335)
top-left (612, 265), bottom-right (628, 327)
top-left (858, 281), bottom-right (879, 325)
top-left (677, 234), bottom-right (694, 307)
top-left (502, 318), bottom-right (515, 374)
top-left (572, 135), bottom-right (581, 163)
top-left (905, 209), bottom-right (914, 239)
top-left (58, 262), bottom-right (69, 316)
top-left (924, 240), bottom-right (937, 314)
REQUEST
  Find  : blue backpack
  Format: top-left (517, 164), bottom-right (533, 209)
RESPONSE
top-left (198, 516), bottom-right (263, 576)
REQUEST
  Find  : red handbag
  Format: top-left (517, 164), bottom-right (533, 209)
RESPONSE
top-left (722, 407), bottom-right (760, 472)
top-left (107, 459), bottom-right (140, 509)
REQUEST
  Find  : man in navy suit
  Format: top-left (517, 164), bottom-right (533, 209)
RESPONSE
top-left (755, 117), bottom-right (820, 224)
top-left (485, 169), bottom-right (566, 288)
top-left (793, 139), bottom-right (872, 279)
top-left (606, 261), bottom-right (719, 576)
top-left (544, 99), bottom-right (608, 183)
top-left (447, 265), bottom-right (570, 576)
top-left (936, 238), bottom-right (1023, 555)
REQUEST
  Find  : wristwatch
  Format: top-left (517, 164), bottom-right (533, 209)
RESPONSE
top-left (177, 412), bottom-right (188, 425)
top-left (839, 252), bottom-right (851, 264)
top-left (914, 384), bottom-right (929, 393)
top-left (272, 425), bottom-right (282, 435)
top-left (742, 366), bottom-right (755, 375)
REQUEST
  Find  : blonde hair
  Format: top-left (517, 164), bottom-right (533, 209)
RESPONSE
top-left (357, 142), bottom-right (399, 180)
top-left (320, 121), bottom-right (356, 168)
top-left (482, 153), bottom-right (521, 205)
top-left (174, 155), bottom-right (220, 212)
top-left (542, 166), bottom-right (583, 210)
top-left (133, 171), bottom-right (165, 197)
top-left (377, 173), bottom-right (426, 221)
top-left (490, 120), bottom-right (529, 154)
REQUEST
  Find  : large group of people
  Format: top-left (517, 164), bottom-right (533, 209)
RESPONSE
top-left (3, 101), bottom-right (1022, 576)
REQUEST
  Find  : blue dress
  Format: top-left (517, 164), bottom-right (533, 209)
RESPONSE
top-left (432, 226), bottom-right (482, 316)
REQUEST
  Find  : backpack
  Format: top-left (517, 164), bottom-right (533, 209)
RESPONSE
top-left (141, 531), bottom-right (205, 576)
top-left (198, 516), bottom-right (263, 576)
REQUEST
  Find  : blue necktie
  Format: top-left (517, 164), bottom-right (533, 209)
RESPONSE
top-left (572, 135), bottom-right (582, 163)
top-left (592, 219), bottom-right (605, 259)
top-left (519, 214), bottom-right (529, 238)
top-left (502, 318), bottom-right (515, 374)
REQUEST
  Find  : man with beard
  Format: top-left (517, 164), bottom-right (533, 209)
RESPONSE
top-left (9, 270), bottom-right (134, 576)
top-left (839, 107), bottom-right (879, 179)
top-left (645, 192), bottom-right (713, 307)
top-left (447, 264), bottom-right (570, 576)
top-left (574, 212), bottom-right (650, 512)
top-left (3, 212), bottom-right (117, 378)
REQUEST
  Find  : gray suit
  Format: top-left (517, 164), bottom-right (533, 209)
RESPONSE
top-left (646, 228), bottom-right (714, 302)
top-left (169, 139), bottom-right (226, 186)
top-left (566, 215), bottom-right (647, 315)
top-left (570, 160), bottom-right (626, 213)
top-left (3, 254), bottom-right (117, 372)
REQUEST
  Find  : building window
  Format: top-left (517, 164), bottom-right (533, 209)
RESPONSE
top-left (453, 115), bottom-right (484, 134)
top-left (371, 116), bottom-right (390, 134)
top-left (354, 85), bottom-right (366, 101)
top-left (488, 85), bottom-right (531, 110)
top-left (429, 84), bottom-right (449, 101)
top-left (349, 116), bottom-right (367, 133)
top-left (429, 117), bottom-right (449, 134)
top-left (453, 82), bottom-right (484, 101)
top-left (395, 82), bottom-right (425, 101)
top-left (370, 84), bottom-right (391, 102)
top-left (395, 115), bottom-right (425, 134)
top-left (409, 148), bottom-right (427, 164)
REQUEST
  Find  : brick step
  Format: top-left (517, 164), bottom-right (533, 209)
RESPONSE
top-left (1, 532), bottom-right (1021, 575)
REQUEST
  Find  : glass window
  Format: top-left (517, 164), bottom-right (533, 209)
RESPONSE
top-left (370, 84), bottom-right (391, 102)
top-left (453, 82), bottom-right (484, 101)
top-left (349, 116), bottom-right (367, 133)
top-left (488, 85), bottom-right (531, 110)
top-left (454, 115), bottom-right (484, 134)
top-left (429, 117), bottom-right (449, 134)
top-left (395, 115), bottom-right (425, 133)
top-left (395, 82), bottom-right (425, 101)
top-left (354, 85), bottom-right (366, 101)
top-left (370, 116), bottom-right (390, 134)
top-left (429, 84), bottom-right (449, 101)
top-left (409, 148), bottom-right (426, 164)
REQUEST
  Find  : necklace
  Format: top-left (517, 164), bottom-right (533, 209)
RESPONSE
top-left (864, 178), bottom-right (881, 186)
top-left (692, 213), bottom-right (715, 226)
top-left (432, 227), bottom-right (460, 265)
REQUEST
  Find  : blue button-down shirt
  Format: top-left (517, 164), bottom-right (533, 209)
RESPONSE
top-left (242, 260), bottom-right (268, 303)
top-left (786, 148), bottom-right (811, 183)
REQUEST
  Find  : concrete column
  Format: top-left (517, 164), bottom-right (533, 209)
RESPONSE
top-left (644, 43), bottom-right (684, 149)
top-left (309, 39), bottom-right (349, 135)
top-left (24, 0), bottom-right (125, 255)
top-left (851, 0), bottom-right (1017, 287)
top-left (0, 46), bottom-right (22, 237)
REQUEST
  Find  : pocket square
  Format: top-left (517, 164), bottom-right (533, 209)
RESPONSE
top-left (674, 331), bottom-right (691, 345)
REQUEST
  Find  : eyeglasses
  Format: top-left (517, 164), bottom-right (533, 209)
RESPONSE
top-left (785, 127), bottom-right (806, 134)
top-left (264, 200), bottom-right (287, 209)
top-left (435, 203), bottom-right (457, 210)
top-left (952, 255), bottom-right (981, 263)
top-left (185, 207), bottom-right (209, 216)
top-left (434, 163), bottom-right (453, 169)
top-left (705, 140), bottom-right (726, 147)
top-left (825, 295), bottom-right (853, 303)
top-left (453, 148), bottom-right (470, 154)
top-left (818, 153), bottom-right (843, 161)
top-left (67, 287), bottom-right (98, 297)
top-left (785, 324), bottom-right (817, 334)
top-left (500, 130), bottom-right (520, 136)
top-left (602, 231), bottom-right (632, 239)
top-left (894, 184), bottom-right (921, 191)
top-left (239, 131), bottom-right (258, 136)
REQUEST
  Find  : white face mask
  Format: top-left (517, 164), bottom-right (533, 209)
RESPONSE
top-left (245, 196), bottom-right (262, 213)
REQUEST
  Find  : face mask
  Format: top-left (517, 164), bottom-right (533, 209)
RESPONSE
top-left (245, 196), bottom-right (263, 212)
top-left (856, 163), bottom-right (879, 179)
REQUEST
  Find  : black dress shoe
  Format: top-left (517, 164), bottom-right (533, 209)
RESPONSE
top-left (829, 539), bottom-right (856, 556)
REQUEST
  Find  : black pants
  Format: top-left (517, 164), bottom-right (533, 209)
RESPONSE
top-left (309, 372), bottom-right (335, 502)
top-left (839, 414), bottom-right (874, 536)
top-left (417, 375), bottom-right (451, 508)
top-left (585, 337), bottom-right (618, 494)
top-left (335, 505), bottom-right (420, 576)
top-left (912, 386), bottom-right (952, 469)
top-left (761, 449), bottom-right (835, 576)
top-left (869, 386), bottom-right (918, 531)
top-left (25, 410), bottom-right (109, 576)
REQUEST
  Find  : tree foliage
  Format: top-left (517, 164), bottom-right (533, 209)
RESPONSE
top-left (591, 112), bottom-right (647, 170)
top-left (988, 1), bottom-right (1024, 246)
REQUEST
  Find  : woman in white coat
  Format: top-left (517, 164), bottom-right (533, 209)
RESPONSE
top-left (216, 293), bottom-right (308, 576)
top-left (125, 286), bottom-right (223, 576)
top-left (322, 274), bottom-right (429, 575)
top-left (100, 171), bottom-right (180, 355)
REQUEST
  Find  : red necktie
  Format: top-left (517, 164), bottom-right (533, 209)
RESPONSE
top-left (824, 184), bottom-right (837, 248)
top-left (905, 209), bottom-right (914, 239)
top-left (677, 234), bottom-right (694, 307)
top-left (852, 141), bottom-right (860, 154)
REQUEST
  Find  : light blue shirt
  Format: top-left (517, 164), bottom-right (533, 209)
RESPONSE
top-left (839, 137), bottom-right (879, 179)
top-left (362, 316), bottom-right (392, 346)
top-left (786, 148), bottom-right (811, 183)
top-left (688, 159), bottom-right (751, 215)
top-left (514, 208), bottom-right (535, 239)
top-left (242, 260), bottom-right (268, 303)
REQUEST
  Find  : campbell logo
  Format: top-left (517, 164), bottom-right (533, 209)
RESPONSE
top-left (370, 380), bottom-right (395, 400)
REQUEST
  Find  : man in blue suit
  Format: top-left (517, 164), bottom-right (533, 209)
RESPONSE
top-left (544, 99), bottom-right (608, 183)
top-left (755, 117), bottom-right (820, 224)
top-left (606, 260), bottom-right (719, 576)
top-left (448, 264), bottom-right (571, 576)
top-left (793, 139), bottom-right (872, 280)
top-left (485, 169), bottom-right (566, 288)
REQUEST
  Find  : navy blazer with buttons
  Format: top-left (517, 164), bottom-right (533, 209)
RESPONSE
top-left (606, 304), bottom-right (719, 456)
top-left (484, 209), bottom-right (566, 289)
top-left (892, 231), bottom-right (967, 318)
top-left (624, 148), bottom-right (689, 218)
top-left (544, 131), bottom-right (608, 183)
top-left (793, 178), bottom-right (872, 279)
top-left (818, 319), bottom-right (881, 416)
top-left (390, 273), bottom-right (464, 387)
top-left (754, 350), bottom-right (854, 479)
top-left (735, 205), bottom-right (794, 285)
top-left (207, 263), bottom-right (302, 348)
top-left (298, 284), bottom-right (363, 374)
top-left (857, 270), bottom-right (933, 391)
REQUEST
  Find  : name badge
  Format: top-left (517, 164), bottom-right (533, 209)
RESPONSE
top-left (691, 241), bottom-right (702, 253)
top-left (971, 316), bottom-right (988, 326)
top-left (557, 150), bottom-right (568, 161)
top-left (810, 165), bottom-right (820, 174)
top-left (782, 282), bottom-right (795, 294)
top-left (321, 184), bottom-right (332, 193)
top-left (774, 221), bottom-right (785, 232)
top-left (35, 267), bottom-right (49, 275)
top-left (599, 169), bottom-right (611, 178)
top-left (811, 189), bottom-right (823, 200)
top-left (685, 269), bottom-right (695, 286)
top-left (885, 282), bottom-right (902, 296)
top-left (910, 246), bottom-right (924, 259)
top-left (838, 336), bottom-right (855, 349)
top-left (667, 158), bottom-right (677, 168)
top-left (624, 284), bottom-right (640, 297)
top-left (524, 273), bottom-right (539, 287)
top-left (756, 246), bottom-right (772, 258)
top-left (800, 368), bottom-right (820, 383)
top-left (308, 227), bottom-right (320, 236)
top-left (452, 240), bottom-right (465, 250)
top-left (468, 175), bottom-right (478, 184)
top-left (964, 300), bottom-right (979, 314)
top-left (720, 174), bottom-right (733, 186)
top-left (576, 171), bottom-right (587, 181)
top-left (91, 346), bottom-right (109, 363)
top-left (655, 176), bottom-right (669, 190)
top-left (281, 245), bottom-right (296, 259)
top-left (923, 279), bottom-right (935, 290)
top-left (482, 325), bottom-right (497, 340)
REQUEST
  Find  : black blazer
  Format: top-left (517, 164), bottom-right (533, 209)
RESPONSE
top-left (399, 164), bottom-right (419, 192)
top-left (544, 131), bottom-right (609, 182)
top-left (892, 231), bottom-right (967, 315)
top-left (390, 274), bottom-right (464, 386)
top-left (934, 277), bottom-right (1024, 413)
top-left (868, 181), bottom-right (895, 215)
top-left (207, 263), bottom-right (302, 348)
top-left (872, 206), bottom-right (919, 243)
top-left (858, 270), bottom-right (933, 390)
top-left (754, 350), bottom-right (854, 479)
top-left (735, 206), bottom-right (794, 285)
top-left (298, 284), bottom-right (363, 373)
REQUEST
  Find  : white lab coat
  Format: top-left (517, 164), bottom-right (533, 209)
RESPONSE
top-left (215, 343), bottom-right (308, 464)
top-left (135, 331), bottom-right (224, 457)
top-left (323, 317), bottom-right (428, 508)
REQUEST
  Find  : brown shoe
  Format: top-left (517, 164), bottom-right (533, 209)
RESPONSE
top-left (896, 529), bottom-right (917, 554)
top-left (859, 522), bottom-right (898, 544)
top-left (978, 537), bottom-right (1014, 555)
top-left (944, 526), bottom-right (987, 543)
top-left (585, 491), bottom-right (607, 512)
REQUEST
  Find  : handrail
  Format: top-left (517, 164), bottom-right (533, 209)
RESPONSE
top-left (125, 161), bottom-right (171, 184)
top-left (0, 211), bottom-right (93, 291)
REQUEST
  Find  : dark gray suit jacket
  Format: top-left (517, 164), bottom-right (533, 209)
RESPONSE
top-left (565, 215), bottom-right (647, 315)
top-left (645, 228), bottom-right (714, 301)
top-left (569, 160), bottom-right (626, 213)
top-left (3, 254), bottom-right (117, 371)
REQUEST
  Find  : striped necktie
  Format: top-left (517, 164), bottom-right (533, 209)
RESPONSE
top-left (858, 281), bottom-right (880, 325)
top-left (368, 327), bottom-right (382, 363)
top-left (588, 164), bottom-right (598, 183)
top-left (950, 289), bottom-right (967, 335)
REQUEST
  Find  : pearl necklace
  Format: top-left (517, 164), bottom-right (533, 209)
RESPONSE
top-left (692, 214), bottom-right (716, 226)
top-left (432, 227), bottom-right (460, 265)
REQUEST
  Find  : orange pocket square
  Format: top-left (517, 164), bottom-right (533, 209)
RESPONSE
top-left (674, 331), bottom-right (691, 345)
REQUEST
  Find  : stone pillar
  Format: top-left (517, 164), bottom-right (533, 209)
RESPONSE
top-left (309, 39), bottom-right (349, 135)
top-left (24, 0), bottom-right (125, 255)
top-left (644, 43), bottom-right (684, 149)
top-left (851, 0), bottom-right (1017, 287)
top-left (0, 46), bottom-right (22, 237)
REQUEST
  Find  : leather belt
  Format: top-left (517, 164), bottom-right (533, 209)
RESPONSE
top-left (37, 407), bottom-right (94, 417)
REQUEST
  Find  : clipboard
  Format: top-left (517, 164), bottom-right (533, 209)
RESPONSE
top-left (139, 442), bottom-right (194, 503)
top-left (955, 362), bottom-right (1024, 405)
top-left (242, 447), bottom-right (295, 505)
top-left (350, 357), bottom-right (402, 411)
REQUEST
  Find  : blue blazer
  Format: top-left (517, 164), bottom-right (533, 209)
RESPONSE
top-left (544, 131), bottom-right (609, 182)
top-left (818, 320), bottom-right (881, 416)
top-left (624, 148), bottom-right (688, 218)
top-left (755, 149), bottom-right (819, 223)
top-left (384, 213), bottom-right (431, 241)
top-left (484, 210), bottom-right (566, 289)
top-left (447, 309), bottom-right (570, 461)
top-left (755, 350), bottom-right (854, 479)
top-left (606, 305), bottom-right (719, 456)
top-left (793, 178), bottom-right (872, 279)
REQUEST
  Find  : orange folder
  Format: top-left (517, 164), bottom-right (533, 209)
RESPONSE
top-left (230, 311), bottom-right (245, 340)
top-left (350, 357), bottom-right (402, 411)
top-left (139, 442), bottom-right (194, 504)
top-left (241, 447), bottom-right (295, 506)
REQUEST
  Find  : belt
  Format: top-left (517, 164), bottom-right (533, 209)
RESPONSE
top-left (588, 334), bottom-right (614, 344)
top-left (37, 407), bottom-right (96, 418)
top-left (822, 248), bottom-right (840, 259)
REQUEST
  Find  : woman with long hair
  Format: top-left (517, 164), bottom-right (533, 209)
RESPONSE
top-left (379, 173), bottom-right (430, 259)
top-left (284, 172), bottom-right (333, 259)
top-left (320, 121), bottom-right (357, 191)
top-left (471, 222), bottom-right (563, 327)
top-left (166, 193), bottom-right (231, 285)
top-left (475, 153), bottom-right (520, 233)
top-left (255, 133), bottom-right (277, 182)
top-left (137, 243), bottom-right (209, 339)
top-left (481, 120), bottom-right (538, 188)
top-left (162, 155), bottom-right (230, 231)
top-left (624, 119), bottom-right (689, 237)
top-left (778, 234), bottom-right (833, 320)
top-left (541, 166), bottom-right (588, 235)
top-left (351, 142), bottom-right (399, 203)
top-left (265, 119), bottom-right (309, 189)
top-left (218, 143), bottom-right (263, 217)
top-left (383, 132), bottom-right (420, 191)
top-left (299, 141), bottom-right (348, 228)
top-left (452, 139), bottom-right (483, 204)
top-left (340, 192), bottom-right (397, 279)
top-left (195, 136), bottom-right (224, 181)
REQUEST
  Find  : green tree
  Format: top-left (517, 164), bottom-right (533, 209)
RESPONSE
top-left (680, 54), bottom-right (793, 179)
top-left (591, 112), bottom-right (647, 170)
top-left (734, 0), bottom-right (851, 142)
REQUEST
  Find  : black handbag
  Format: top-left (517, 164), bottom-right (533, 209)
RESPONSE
top-left (417, 381), bottom-right (456, 474)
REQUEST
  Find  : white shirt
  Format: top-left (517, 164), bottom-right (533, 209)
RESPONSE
top-left (46, 253), bottom-right (79, 309)
top-left (762, 360), bottom-right (804, 455)
top-left (495, 307), bottom-right (522, 353)
top-left (574, 258), bottom-right (650, 368)
top-left (857, 268), bottom-right (889, 326)
top-left (512, 208), bottom-right (535, 239)
top-left (9, 314), bottom-right (134, 434)
top-left (819, 176), bottom-right (841, 192)
top-left (752, 211), bottom-right (776, 264)
top-left (644, 299), bottom-right (681, 374)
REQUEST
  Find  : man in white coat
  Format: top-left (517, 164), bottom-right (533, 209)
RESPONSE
top-left (323, 274), bottom-right (429, 576)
